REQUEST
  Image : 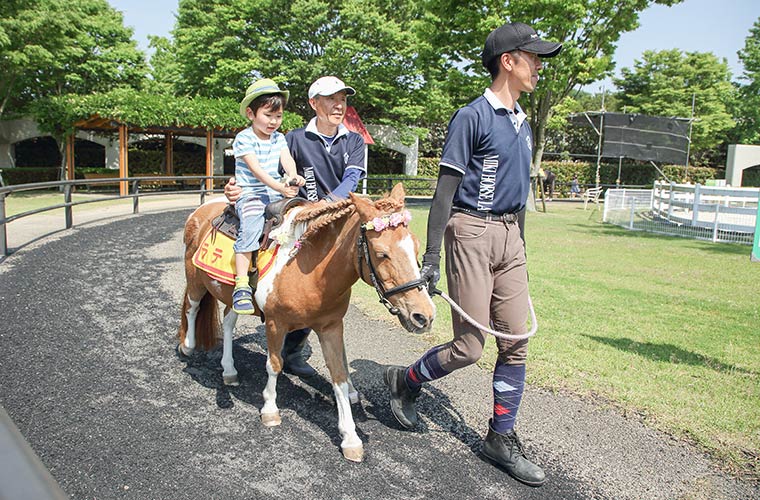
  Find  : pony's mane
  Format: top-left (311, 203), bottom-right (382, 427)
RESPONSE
top-left (291, 194), bottom-right (405, 243)
top-left (293, 198), bottom-right (355, 242)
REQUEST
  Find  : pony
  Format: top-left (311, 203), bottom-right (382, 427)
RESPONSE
top-left (178, 183), bottom-right (435, 461)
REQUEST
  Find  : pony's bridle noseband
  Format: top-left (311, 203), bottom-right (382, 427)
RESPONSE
top-left (357, 225), bottom-right (426, 316)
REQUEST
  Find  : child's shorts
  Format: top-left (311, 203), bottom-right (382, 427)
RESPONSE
top-left (234, 196), bottom-right (266, 253)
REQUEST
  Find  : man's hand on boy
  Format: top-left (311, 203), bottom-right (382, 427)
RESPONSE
top-left (224, 177), bottom-right (242, 203)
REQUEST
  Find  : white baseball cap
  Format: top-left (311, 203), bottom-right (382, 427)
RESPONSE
top-left (308, 76), bottom-right (356, 99)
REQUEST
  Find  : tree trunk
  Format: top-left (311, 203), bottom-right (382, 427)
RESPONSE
top-left (531, 91), bottom-right (553, 174)
top-left (58, 137), bottom-right (67, 191)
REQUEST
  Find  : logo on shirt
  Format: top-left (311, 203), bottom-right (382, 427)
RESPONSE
top-left (526, 135), bottom-right (532, 151)
top-left (477, 155), bottom-right (498, 211)
top-left (344, 152), bottom-right (349, 165)
top-left (303, 166), bottom-right (318, 201)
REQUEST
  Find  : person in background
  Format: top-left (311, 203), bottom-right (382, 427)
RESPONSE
top-left (570, 175), bottom-right (580, 197)
top-left (225, 76), bottom-right (365, 376)
top-left (544, 168), bottom-right (556, 200)
top-left (383, 21), bottom-right (562, 487)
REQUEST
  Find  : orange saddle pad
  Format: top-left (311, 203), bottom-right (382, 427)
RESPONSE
top-left (192, 229), bottom-right (279, 286)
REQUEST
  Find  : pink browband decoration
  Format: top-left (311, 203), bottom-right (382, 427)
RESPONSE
top-left (362, 210), bottom-right (412, 232)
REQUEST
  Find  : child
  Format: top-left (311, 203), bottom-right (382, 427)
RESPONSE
top-left (232, 78), bottom-right (305, 314)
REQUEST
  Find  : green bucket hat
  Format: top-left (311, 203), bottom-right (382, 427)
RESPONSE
top-left (239, 78), bottom-right (289, 118)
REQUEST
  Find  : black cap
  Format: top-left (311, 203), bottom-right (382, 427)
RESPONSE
top-left (481, 22), bottom-right (562, 68)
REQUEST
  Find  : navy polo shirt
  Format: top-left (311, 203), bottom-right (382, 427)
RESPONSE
top-left (285, 118), bottom-right (366, 201)
top-left (440, 89), bottom-right (533, 214)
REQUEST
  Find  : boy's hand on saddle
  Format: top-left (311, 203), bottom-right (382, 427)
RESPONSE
top-left (280, 183), bottom-right (300, 198)
top-left (290, 174), bottom-right (306, 187)
top-left (224, 177), bottom-right (242, 203)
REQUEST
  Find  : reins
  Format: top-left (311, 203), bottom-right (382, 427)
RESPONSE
top-left (430, 288), bottom-right (538, 341)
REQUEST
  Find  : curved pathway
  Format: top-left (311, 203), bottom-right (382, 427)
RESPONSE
top-left (0, 206), bottom-right (757, 500)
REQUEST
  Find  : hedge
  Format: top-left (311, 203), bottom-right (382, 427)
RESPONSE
top-left (538, 160), bottom-right (723, 195)
top-left (0, 167), bottom-right (60, 185)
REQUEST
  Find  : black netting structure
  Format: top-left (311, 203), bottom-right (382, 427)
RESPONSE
top-left (569, 112), bottom-right (691, 164)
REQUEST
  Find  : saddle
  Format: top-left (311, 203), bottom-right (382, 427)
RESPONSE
top-left (208, 197), bottom-right (309, 289)
top-left (211, 196), bottom-right (309, 244)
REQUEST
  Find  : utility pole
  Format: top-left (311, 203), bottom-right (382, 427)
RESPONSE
top-left (595, 89), bottom-right (606, 188)
top-left (685, 93), bottom-right (695, 181)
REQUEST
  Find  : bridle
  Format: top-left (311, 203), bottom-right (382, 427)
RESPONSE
top-left (357, 225), bottom-right (426, 316)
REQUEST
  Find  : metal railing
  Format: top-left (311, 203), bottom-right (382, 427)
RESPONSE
top-left (0, 175), bottom-right (229, 257)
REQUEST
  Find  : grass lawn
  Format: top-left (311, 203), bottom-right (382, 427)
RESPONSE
top-left (2, 189), bottom-right (199, 218)
top-left (2, 189), bottom-right (123, 217)
top-left (351, 201), bottom-right (759, 477)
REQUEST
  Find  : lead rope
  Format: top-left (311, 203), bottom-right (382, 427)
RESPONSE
top-left (432, 289), bottom-right (538, 341)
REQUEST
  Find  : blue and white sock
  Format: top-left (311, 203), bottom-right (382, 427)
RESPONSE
top-left (492, 362), bottom-right (525, 434)
top-left (404, 345), bottom-right (449, 391)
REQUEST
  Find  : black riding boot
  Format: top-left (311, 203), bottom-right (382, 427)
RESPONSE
top-left (281, 328), bottom-right (316, 378)
top-left (482, 421), bottom-right (546, 487)
top-left (383, 365), bottom-right (421, 429)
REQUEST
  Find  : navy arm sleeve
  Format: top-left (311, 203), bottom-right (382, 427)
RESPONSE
top-left (329, 168), bottom-right (362, 200)
top-left (422, 166), bottom-right (462, 267)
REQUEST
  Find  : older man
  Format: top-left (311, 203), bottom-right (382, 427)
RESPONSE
top-left (225, 76), bottom-right (365, 377)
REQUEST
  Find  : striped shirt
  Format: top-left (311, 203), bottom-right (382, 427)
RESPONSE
top-left (233, 127), bottom-right (287, 201)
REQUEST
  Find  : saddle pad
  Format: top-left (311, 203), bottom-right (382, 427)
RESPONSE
top-left (192, 229), bottom-right (279, 286)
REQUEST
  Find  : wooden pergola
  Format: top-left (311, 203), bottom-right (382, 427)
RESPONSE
top-left (66, 114), bottom-right (241, 195)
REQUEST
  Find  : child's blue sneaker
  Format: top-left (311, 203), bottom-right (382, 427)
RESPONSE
top-left (232, 286), bottom-right (255, 315)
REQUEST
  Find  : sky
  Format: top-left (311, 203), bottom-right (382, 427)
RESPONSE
top-left (108, 0), bottom-right (759, 90)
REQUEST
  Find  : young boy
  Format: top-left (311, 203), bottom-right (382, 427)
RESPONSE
top-left (232, 78), bottom-right (305, 314)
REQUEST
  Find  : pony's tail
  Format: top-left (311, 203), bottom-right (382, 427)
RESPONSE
top-left (178, 286), bottom-right (220, 351)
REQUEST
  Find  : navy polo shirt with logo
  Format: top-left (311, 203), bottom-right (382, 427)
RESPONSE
top-left (285, 118), bottom-right (366, 201)
top-left (440, 89), bottom-right (533, 215)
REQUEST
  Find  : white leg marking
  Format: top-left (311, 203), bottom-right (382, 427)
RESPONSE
top-left (184, 297), bottom-right (201, 351)
top-left (261, 356), bottom-right (280, 422)
top-left (342, 349), bottom-right (359, 404)
top-left (334, 381), bottom-right (363, 460)
top-left (221, 310), bottom-right (238, 384)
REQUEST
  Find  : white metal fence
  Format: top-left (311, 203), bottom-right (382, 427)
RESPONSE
top-left (603, 182), bottom-right (759, 245)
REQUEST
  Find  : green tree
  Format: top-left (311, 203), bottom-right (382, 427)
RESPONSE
top-left (420, 0), bottom-right (682, 171)
top-left (614, 49), bottom-right (736, 166)
top-left (734, 17), bottom-right (760, 145)
top-left (144, 36), bottom-right (182, 95)
top-left (0, 0), bottom-right (147, 119)
top-left (172, 0), bottom-right (446, 125)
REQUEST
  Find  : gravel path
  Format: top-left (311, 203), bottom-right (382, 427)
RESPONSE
top-left (0, 206), bottom-right (757, 500)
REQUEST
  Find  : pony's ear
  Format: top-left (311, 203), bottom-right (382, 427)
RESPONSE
top-left (349, 192), bottom-right (377, 221)
top-left (390, 182), bottom-right (406, 203)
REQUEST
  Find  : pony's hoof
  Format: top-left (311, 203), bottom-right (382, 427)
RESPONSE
top-left (261, 412), bottom-right (281, 427)
top-left (177, 343), bottom-right (194, 358)
top-left (342, 445), bottom-right (364, 462)
top-left (349, 391), bottom-right (360, 405)
top-left (223, 374), bottom-right (239, 386)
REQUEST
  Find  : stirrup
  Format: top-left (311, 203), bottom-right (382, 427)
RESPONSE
top-left (232, 286), bottom-right (255, 315)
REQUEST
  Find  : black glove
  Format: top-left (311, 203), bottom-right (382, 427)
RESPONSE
top-left (419, 260), bottom-right (441, 295)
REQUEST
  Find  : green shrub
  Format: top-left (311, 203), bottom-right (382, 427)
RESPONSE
top-left (0, 167), bottom-right (60, 185)
top-left (365, 174), bottom-right (436, 196)
top-left (416, 157), bottom-right (440, 178)
top-left (539, 160), bottom-right (723, 197)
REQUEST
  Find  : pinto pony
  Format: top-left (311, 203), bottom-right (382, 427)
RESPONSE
top-left (178, 183), bottom-right (435, 461)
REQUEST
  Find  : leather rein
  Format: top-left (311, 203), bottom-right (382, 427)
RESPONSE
top-left (357, 225), bottom-right (426, 316)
